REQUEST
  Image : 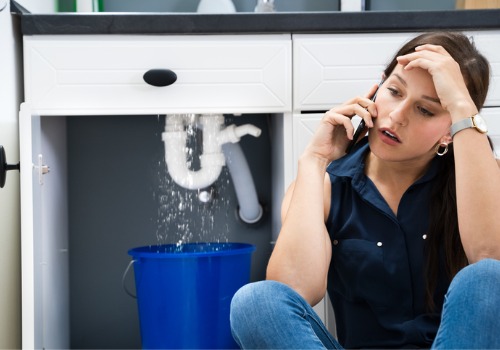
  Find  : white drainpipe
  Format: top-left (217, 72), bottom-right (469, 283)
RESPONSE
top-left (162, 114), bottom-right (261, 194)
top-left (222, 142), bottom-right (263, 224)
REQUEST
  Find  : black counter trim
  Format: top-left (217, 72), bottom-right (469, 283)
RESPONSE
top-left (12, 0), bottom-right (500, 36)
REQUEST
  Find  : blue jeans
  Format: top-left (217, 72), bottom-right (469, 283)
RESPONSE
top-left (230, 259), bottom-right (500, 349)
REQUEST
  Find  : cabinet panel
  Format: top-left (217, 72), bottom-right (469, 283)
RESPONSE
top-left (482, 107), bottom-right (500, 157)
top-left (292, 114), bottom-right (322, 176)
top-left (293, 31), bottom-right (500, 112)
top-left (470, 32), bottom-right (500, 107)
top-left (293, 33), bottom-right (415, 112)
top-left (24, 35), bottom-right (291, 115)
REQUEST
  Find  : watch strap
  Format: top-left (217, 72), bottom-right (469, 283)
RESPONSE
top-left (450, 117), bottom-right (474, 138)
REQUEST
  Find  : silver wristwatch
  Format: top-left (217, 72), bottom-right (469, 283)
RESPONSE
top-left (450, 113), bottom-right (488, 138)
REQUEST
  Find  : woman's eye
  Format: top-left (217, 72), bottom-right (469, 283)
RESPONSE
top-left (418, 106), bottom-right (434, 117)
top-left (387, 87), bottom-right (399, 96)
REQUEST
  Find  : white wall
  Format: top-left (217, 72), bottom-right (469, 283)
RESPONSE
top-left (0, 2), bottom-right (23, 349)
top-left (16, 0), bottom-right (56, 12)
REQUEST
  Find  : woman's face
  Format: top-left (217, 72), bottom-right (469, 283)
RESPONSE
top-left (368, 64), bottom-right (452, 164)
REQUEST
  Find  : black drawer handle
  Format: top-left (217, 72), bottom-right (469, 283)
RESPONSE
top-left (143, 69), bottom-right (177, 87)
top-left (0, 145), bottom-right (20, 189)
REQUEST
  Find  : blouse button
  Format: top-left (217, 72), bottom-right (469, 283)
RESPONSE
top-left (333, 240), bottom-right (339, 246)
top-left (422, 234), bottom-right (427, 240)
top-left (377, 242), bottom-right (383, 247)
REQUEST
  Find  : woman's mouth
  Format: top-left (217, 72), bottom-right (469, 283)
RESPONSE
top-left (379, 129), bottom-right (402, 144)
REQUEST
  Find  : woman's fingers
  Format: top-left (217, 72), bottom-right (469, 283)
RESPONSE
top-left (396, 45), bottom-right (472, 113)
top-left (415, 44), bottom-right (451, 55)
top-left (327, 101), bottom-right (375, 129)
top-left (305, 88), bottom-right (379, 162)
top-left (397, 45), bottom-right (453, 72)
top-left (323, 110), bottom-right (355, 139)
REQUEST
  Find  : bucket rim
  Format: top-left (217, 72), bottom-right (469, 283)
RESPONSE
top-left (128, 242), bottom-right (256, 258)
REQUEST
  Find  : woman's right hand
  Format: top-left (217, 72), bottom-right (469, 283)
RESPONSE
top-left (303, 84), bottom-right (379, 163)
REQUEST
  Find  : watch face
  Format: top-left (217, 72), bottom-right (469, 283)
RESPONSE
top-left (473, 115), bottom-right (488, 133)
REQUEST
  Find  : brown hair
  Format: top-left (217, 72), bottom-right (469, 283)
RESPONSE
top-left (383, 32), bottom-right (491, 310)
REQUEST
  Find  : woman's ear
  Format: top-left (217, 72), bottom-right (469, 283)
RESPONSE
top-left (441, 132), bottom-right (453, 145)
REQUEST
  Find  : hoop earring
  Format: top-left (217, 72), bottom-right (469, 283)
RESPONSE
top-left (435, 142), bottom-right (449, 156)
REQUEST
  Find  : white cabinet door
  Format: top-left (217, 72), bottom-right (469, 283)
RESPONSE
top-left (24, 34), bottom-right (292, 115)
top-left (292, 113), bottom-right (322, 176)
top-left (20, 106), bottom-right (71, 350)
top-left (291, 112), bottom-right (338, 333)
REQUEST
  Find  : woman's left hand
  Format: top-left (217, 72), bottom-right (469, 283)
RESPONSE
top-left (396, 44), bottom-right (478, 120)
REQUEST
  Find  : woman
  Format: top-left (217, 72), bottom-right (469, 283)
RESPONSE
top-left (230, 32), bottom-right (500, 349)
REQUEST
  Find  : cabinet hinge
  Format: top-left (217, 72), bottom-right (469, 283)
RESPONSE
top-left (34, 154), bottom-right (50, 185)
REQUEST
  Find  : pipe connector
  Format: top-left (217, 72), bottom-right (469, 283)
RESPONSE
top-left (218, 124), bottom-right (262, 145)
top-left (235, 124), bottom-right (262, 139)
top-left (239, 205), bottom-right (264, 224)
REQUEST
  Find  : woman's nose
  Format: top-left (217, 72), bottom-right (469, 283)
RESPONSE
top-left (389, 102), bottom-right (408, 126)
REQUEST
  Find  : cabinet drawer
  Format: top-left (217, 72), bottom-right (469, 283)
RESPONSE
top-left (293, 33), bottom-right (414, 112)
top-left (470, 31), bottom-right (500, 107)
top-left (293, 31), bottom-right (500, 112)
top-left (24, 35), bottom-right (291, 115)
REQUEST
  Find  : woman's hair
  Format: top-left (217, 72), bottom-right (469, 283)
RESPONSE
top-left (383, 32), bottom-right (491, 311)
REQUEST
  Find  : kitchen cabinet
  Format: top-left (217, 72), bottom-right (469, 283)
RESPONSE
top-left (20, 28), bottom-right (500, 348)
top-left (20, 34), bottom-right (291, 349)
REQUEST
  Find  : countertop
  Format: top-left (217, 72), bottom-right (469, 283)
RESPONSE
top-left (11, 0), bottom-right (500, 35)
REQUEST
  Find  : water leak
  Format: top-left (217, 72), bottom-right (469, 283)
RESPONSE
top-left (153, 115), bottom-right (233, 247)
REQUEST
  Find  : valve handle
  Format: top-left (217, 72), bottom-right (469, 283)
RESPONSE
top-left (0, 145), bottom-right (20, 188)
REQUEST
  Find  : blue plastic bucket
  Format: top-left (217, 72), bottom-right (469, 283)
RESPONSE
top-left (127, 242), bottom-right (255, 349)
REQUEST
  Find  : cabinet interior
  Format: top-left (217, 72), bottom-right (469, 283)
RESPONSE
top-left (35, 113), bottom-right (282, 348)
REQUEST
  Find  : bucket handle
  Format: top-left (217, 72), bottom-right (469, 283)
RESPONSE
top-left (122, 259), bottom-right (137, 299)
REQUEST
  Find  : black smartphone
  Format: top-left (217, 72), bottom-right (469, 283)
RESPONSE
top-left (345, 85), bottom-right (380, 154)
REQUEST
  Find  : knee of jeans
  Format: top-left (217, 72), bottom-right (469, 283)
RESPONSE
top-left (231, 282), bottom-right (258, 318)
top-left (230, 280), bottom-right (295, 328)
top-left (231, 280), bottom-right (282, 316)
top-left (450, 258), bottom-right (500, 300)
top-left (230, 281), bottom-right (275, 337)
top-left (456, 258), bottom-right (500, 284)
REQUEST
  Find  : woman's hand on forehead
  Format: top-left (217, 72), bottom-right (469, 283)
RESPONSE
top-left (396, 45), bottom-right (476, 117)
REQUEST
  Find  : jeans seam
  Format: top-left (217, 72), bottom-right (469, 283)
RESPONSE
top-left (303, 310), bottom-right (339, 349)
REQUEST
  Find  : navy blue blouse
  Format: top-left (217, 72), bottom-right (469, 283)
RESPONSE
top-left (325, 137), bottom-right (449, 349)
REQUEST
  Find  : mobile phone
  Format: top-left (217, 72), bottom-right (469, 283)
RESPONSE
top-left (345, 85), bottom-right (381, 154)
